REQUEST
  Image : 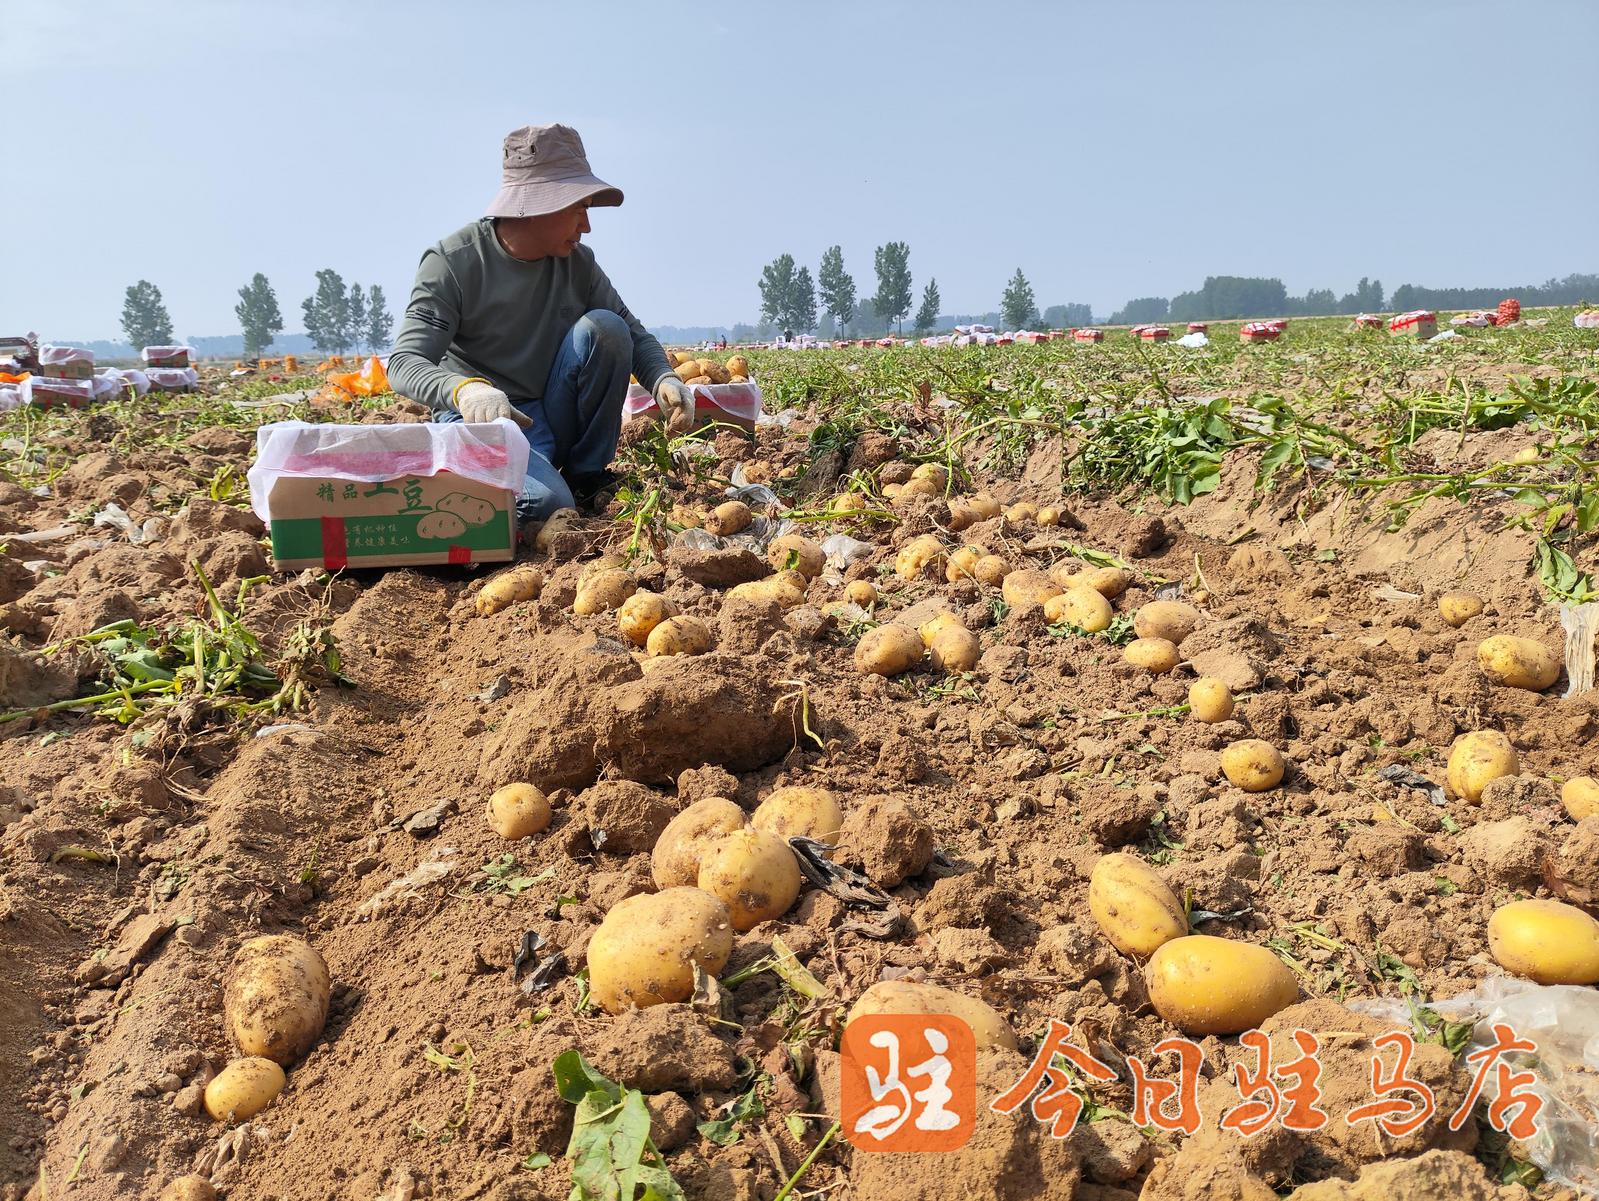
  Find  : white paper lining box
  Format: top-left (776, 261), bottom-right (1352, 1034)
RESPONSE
top-left (40, 345), bottom-right (95, 380)
top-left (142, 345), bottom-right (193, 368)
top-left (247, 419), bottom-right (530, 571)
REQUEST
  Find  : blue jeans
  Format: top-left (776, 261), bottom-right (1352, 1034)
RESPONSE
top-left (435, 309), bottom-right (632, 522)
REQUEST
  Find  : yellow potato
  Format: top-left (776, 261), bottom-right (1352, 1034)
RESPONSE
top-left (1123, 637), bottom-right (1179, 674)
top-left (1446, 730), bottom-right (1519, 803)
top-left (895, 534), bottom-right (948, 581)
top-left (896, 476), bottom-right (942, 501)
top-left (844, 580), bottom-right (878, 607)
top-left (832, 492), bottom-right (868, 513)
top-left (646, 614), bottom-right (713, 657)
top-left (727, 575), bottom-right (805, 608)
top-left (967, 494), bottom-right (1002, 520)
top-left (697, 827), bottom-right (804, 931)
top-left (909, 463), bottom-right (950, 490)
top-left (945, 499), bottom-right (980, 532)
top-left (1188, 678), bottom-right (1235, 723)
top-left (474, 564), bottom-right (544, 615)
top-left (973, 555), bottom-right (1010, 587)
top-left (847, 980), bottom-right (1017, 1050)
top-left (1438, 591), bottom-right (1485, 628)
top-left (1001, 569), bottom-right (1062, 609)
top-left (1076, 567), bottom-right (1130, 600)
top-left (1089, 853), bottom-right (1187, 957)
top-left (881, 482), bottom-right (903, 500)
top-left (752, 786), bottom-right (844, 846)
top-left (705, 500), bottom-right (752, 536)
top-left (618, 591), bottom-right (678, 646)
top-left (1489, 899), bottom-right (1599, 985)
top-left (1563, 777), bottom-right (1599, 821)
top-left (928, 625), bottom-right (981, 673)
top-left (1133, 600), bottom-right (1200, 645)
top-left (703, 362), bottom-right (732, 385)
top-left (588, 887), bottom-right (735, 1013)
top-left (1005, 501), bottom-right (1038, 525)
top-left (670, 503), bottom-right (705, 528)
top-left (1477, 635), bottom-right (1560, 691)
top-left (726, 355), bottom-right (749, 377)
top-left (487, 783), bottom-right (551, 839)
top-left (854, 624), bottom-right (924, 676)
top-left (917, 610), bottom-right (963, 644)
top-left (204, 1057), bottom-right (286, 1122)
top-left (1036, 506), bottom-right (1062, 527)
top-left (1220, 739), bottom-right (1285, 791)
top-left (578, 554), bottom-right (629, 582)
top-left (941, 545), bottom-right (983, 579)
top-left (573, 568), bottom-right (637, 615)
top-left (1043, 586), bottom-right (1112, 632)
top-left (1147, 936), bottom-right (1300, 1035)
top-left (684, 374), bottom-right (712, 385)
top-left (533, 507), bottom-right (580, 553)
top-left (651, 797), bottom-right (746, 888)
top-left (159, 1177), bottom-right (219, 1201)
top-left (225, 935), bottom-right (330, 1066)
top-left (768, 534), bottom-right (825, 578)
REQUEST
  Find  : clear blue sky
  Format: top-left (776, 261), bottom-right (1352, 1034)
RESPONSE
top-left (7, 0), bottom-right (1596, 341)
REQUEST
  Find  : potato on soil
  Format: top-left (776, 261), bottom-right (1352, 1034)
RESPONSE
top-left (159, 1177), bottom-right (219, 1201)
top-left (1089, 853), bottom-right (1187, 957)
top-left (844, 580), bottom-right (877, 607)
top-left (588, 887), bottom-right (735, 1013)
top-left (1124, 637), bottom-right (1179, 674)
top-left (767, 534), bottom-right (825, 578)
top-left (1188, 677), bottom-right (1235, 723)
top-left (909, 462), bottom-right (950, 490)
top-left (225, 935), bottom-right (330, 1066)
top-left (1446, 730), bottom-right (1519, 803)
top-left (1043, 586), bottom-right (1112, 632)
top-left (1146, 936), bottom-right (1299, 1035)
top-left (1133, 599), bottom-right (1200, 645)
top-left (917, 610), bottom-right (963, 644)
top-left (946, 545), bottom-right (986, 582)
top-left (1075, 566), bottom-right (1130, 599)
top-left (967, 493), bottom-right (1002, 520)
top-left (973, 555), bottom-right (1009, 587)
top-left (618, 591), bottom-right (678, 646)
top-left (1000, 569), bottom-right (1062, 609)
top-left (1564, 777), bottom-right (1599, 821)
top-left (945, 499), bottom-right (980, 532)
top-left (1438, 591), bottom-right (1484, 627)
top-left (1477, 634), bottom-right (1560, 691)
top-left (727, 575), bottom-right (804, 608)
top-left (573, 568), bottom-right (637, 615)
top-left (1036, 506), bottom-right (1062, 526)
top-left (895, 534), bottom-right (947, 581)
top-left (646, 614), bottom-right (713, 657)
top-left (847, 980), bottom-right (1017, 1050)
top-left (752, 786), bottom-right (844, 846)
top-left (927, 624), bottom-right (980, 673)
top-left (533, 507), bottom-right (580, 553)
top-left (487, 782), bottom-right (551, 839)
top-left (1005, 501), bottom-right (1037, 524)
top-left (854, 624), bottom-right (924, 676)
top-left (832, 492), bottom-right (868, 513)
top-left (204, 1057), bottom-right (286, 1122)
top-left (1488, 898), bottom-right (1599, 985)
top-left (474, 564), bottom-right (544, 615)
top-left (705, 500), bottom-right (752, 537)
top-left (1220, 739), bottom-right (1285, 791)
top-left (651, 797), bottom-right (747, 889)
top-left (696, 826), bottom-right (804, 931)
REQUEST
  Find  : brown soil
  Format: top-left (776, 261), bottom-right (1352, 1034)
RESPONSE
top-left (0, 383), bottom-right (1590, 1201)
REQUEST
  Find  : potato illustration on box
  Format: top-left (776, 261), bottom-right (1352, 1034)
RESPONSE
top-left (416, 510), bottom-right (468, 540)
top-left (436, 492), bottom-right (497, 527)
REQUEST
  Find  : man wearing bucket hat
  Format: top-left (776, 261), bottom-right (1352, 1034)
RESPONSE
top-left (388, 123), bottom-right (695, 521)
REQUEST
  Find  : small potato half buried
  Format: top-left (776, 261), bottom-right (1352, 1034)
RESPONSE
top-left (1446, 730), bottom-right (1518, 803)
top-left (697, 827), bottom-right (804, 931)
top-left (617, 591), bottom-right (677, 646)
top-left (651, 797), bottom-right (747, 889)
top-left (1133, 600), bottom-right (1200, 645)
top-left (1220, 739), bottom-right (1286, 791)
top-left (1477, 635), bottom-right (1560, 691)
top-left (1488, 898), bottom-right (1599, 985)
top-left (768, 534), bottom-right (825, 578)
top-left (573, 569), bottom-right (637, 615)
top-left (646, 614), bottom-right (713, 657)
top-left (1146, 935), bottom-right (1299, 1035)
top-left (854, 624), bottom-right (923, 676)
top-left (588, 887), bottom-right (735, 1013)
top-left (895, 534), bottom-right (947, 581)
top-left (753, 786), bottom-right (844, 846)
top-left (1043, 587), bottom-right (1112, 632)
top-left (847, 980), bottom-right (1017, 1050)
top-left (204, 1057), bottom-right (286, 1122)
top-left (487, 782), bottom-right (551, 839)
top-left (224, 935), bottom-right (330, 1066)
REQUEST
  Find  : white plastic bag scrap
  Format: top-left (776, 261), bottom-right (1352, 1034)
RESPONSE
top-left (140, 344), bottom-right (193, 366)
top-left (117, 368), bottom-right (150, 397)
top-left (1561, 603), bottom-right (1598, 697)
top-left (1175, 332), bottom-right (1209, 348)
top-left (1427, 330), bottom-right (1463, 343)
top-left (1352, 978), bottom-right (1599, 1195)
top-left (0, 385), bottom-right (19, 413)
top-left (820, 533), bottom-right (875, 570)
top-left (40, 344), bottom-right (95, 369)
top-left (146, 366), bottom-right (199, 392)
top-left (246, 418), bottom-right (530, 523)
top-left (91, 371), bottom-right (125, 401)
top-left (357, 846), bottom-right (458, 918)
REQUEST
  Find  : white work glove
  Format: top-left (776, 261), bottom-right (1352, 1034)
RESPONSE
top-left (456, 379), bottom-right (532, 428)
top-left (654, 373), bottom-right (696, 430)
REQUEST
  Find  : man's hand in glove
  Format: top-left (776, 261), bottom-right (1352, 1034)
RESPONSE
top-left (654, 374), bottom-right (697, 433)
top-left (455, 380), bottom-right (532, 428)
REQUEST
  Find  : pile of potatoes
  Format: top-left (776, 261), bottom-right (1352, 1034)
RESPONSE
top-left (588, 787), bottom-right (842, 1013)
top-left (667, 351), bottom-right (751, 385)
top-left (206, 935), bottom-right (331, 1123)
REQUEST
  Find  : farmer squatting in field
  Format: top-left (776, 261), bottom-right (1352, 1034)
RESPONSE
top-left (387, 123), bottom-right (695, 524)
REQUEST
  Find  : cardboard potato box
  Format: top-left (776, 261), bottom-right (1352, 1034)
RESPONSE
top-left (1389, 311), bottom-right (1437, 339)
top-left (264, 470), bottom-right (515, 571)
top-left (42, 361), bottom-right (94, 380)
top-left (1239, 322), bottom-right (1281, 343)
top-left (1073, 329), bottom-right (1103, 343)
top-left (1139, 327), bottom-right (1171, 340)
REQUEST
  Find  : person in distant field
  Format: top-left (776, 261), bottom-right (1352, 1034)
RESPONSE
top-left (387, 123), bottom-right (694, 523)
top-left (717, 335), bottom-right (727, 350)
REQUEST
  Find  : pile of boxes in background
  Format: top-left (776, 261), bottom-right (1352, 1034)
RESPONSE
top-left (26, 345), bottom-right (97, 409)
top-left (142, 345), bottom-right (199, 392)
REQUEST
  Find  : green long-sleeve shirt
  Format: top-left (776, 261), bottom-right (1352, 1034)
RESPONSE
top-left (387, 219), bottom-right (673, 413)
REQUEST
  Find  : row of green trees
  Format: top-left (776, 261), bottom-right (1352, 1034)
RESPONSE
top-left (117, 273), bottom-right (394, 359)
top-left (756, 248), bottom-right (1077, 337)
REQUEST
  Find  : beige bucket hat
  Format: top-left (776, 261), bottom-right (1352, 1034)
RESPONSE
top-left (485, 124), bottom-right (623, 219)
